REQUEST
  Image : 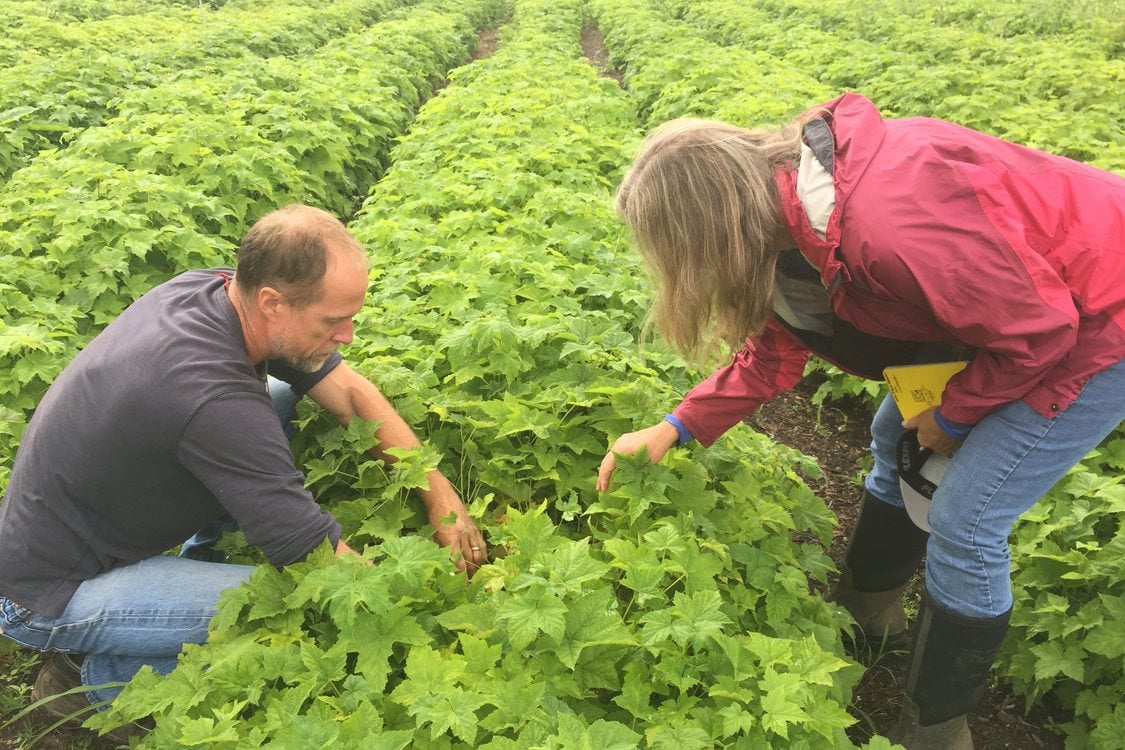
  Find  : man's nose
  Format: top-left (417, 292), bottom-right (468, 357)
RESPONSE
top-left (332, 320), bottom-right (354, 344)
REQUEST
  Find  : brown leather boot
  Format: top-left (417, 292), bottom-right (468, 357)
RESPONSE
top-left (828, 490), bottom-right (928, 651)
top-left (828, 567), bottom-right (909, 648)
top-left (31, 651), bottom-right (151, 743)
top-left (889, 697), bottom-right (973, 750)
top-left (31, 652), bottom-right (92, 718)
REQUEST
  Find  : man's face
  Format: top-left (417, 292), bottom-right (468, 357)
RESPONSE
top-left (268, 248), bottom-right (368, 372)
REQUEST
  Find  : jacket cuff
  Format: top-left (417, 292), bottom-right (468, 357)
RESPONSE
top-left (663, 414), bottom-right (694, 445)
top-left (934, 408), bottom-right (973, 440)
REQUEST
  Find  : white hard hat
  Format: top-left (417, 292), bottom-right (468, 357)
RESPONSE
top-left (896, 431), bottom-right (951, 532)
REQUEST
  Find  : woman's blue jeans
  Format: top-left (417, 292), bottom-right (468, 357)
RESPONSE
top-left (865, 357), bottom-right (1125, 619)
top-left (0, 377), bottom-right (300, 705)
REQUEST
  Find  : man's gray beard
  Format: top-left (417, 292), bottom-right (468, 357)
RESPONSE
top-left (269, 338), bottom-right (332, 373)
top-left (287, 353), bottom-right (331, 373)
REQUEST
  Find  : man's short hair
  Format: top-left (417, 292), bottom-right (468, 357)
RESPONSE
top-left (235, 204), bottom-right (365, 309)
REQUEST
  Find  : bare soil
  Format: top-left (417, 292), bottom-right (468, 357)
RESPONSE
top-left (581, 25), bottom-right (624, 83)
top-left (472, 27), bottom-right (500, 61)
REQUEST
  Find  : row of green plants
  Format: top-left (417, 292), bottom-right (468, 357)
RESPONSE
top-left (748, 0), bottom-right (1124, 48)
top-left (0, 0), bottom-right (205, 24)
top-left (0, 0), bottom-right (506, 486)
top-left (662, 0), bottom-right (1123, 171)
top-left (92, 0), bottom-right (888, 746)
top-left (0, 0), bottom-right (417, 182)
top-left (0, 4), bottom-right (195, 67)
top-left (607, 1), bottom-right (1125, 746)
top-left (0, 0), bottom-right (323, 64)
top-left (590, 0), bottom-right (832, 129)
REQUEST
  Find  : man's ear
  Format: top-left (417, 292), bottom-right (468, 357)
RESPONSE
top-left (258, 286), bottom-right (285, 318)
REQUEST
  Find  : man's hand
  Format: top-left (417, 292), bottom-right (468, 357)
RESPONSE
top-left (596, 420), bottom-right (679, 492)
top-left (424, 478), bottom-right (488, 574)
top-left (309, 365), bottom-right (487, 574)
top-left (903, 406), bottom-right (960, 455)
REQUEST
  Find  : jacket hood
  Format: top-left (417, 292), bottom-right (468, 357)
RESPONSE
top-left (776, 93), bottom-right (889, 293)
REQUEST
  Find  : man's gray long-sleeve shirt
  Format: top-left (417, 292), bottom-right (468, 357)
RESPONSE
top-left (0, 269), bottom-right (342, 618)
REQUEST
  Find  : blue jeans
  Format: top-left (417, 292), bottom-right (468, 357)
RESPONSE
top-left (866, 357), bottom-right (1125, 619)
top-left (0, 557), bottom-right (253, 705)
top-left (0, 377), bottom-right (300, 705)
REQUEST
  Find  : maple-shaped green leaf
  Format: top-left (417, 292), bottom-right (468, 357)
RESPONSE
top-left (1031, 639), bottom-right (1087, 682)
top-left (298, 640), bottom-right (348, 692)
top-left (584, 718), bottom-right (646, 749)
top-left (392, 645), bottom-right (468, 705)
top-left (378, 534), bottom-right (454, 586)
top-left (716, 702), bottom-right (758, 737)
top-left (652, 649), bottom-right (706, 692)
top-left (789, 636), bottom-right (854, 688)
top-left (1098, 438), bottom-right (1125, 471)
top-left (759, 670), bottom-right (810, 739)
top-left (674, 590), bottom-right (732, 647)
top-left (458, 633), bottom-right (504, 675)
top-left (711, 674), bottom-right (756, 706)
top-left (431, 686), bottom-right (489, 742)
top-left (266, 713), bottom-right (341, 749)
top-left (204, 637), bottom-right (299, 705)
top-left (612, 660), bottom-right (657, 721)
top-left (1090, 701), bottom-right (1125, 749)
top-left (285, 557), bottom-right (392, 632)
top-left (555, 588), bottom-right (637, 668)
top-left (804, 696), bottom-right (860, 739)
top-left (545, 713), bottom-right (642, 750)
top-left (435, 601), bottom-right (498, 634)
top-left (1075, 683), bottom-right (1123, 722)
top-left (338, 703), bottom-right (413, 749)
top-left (640, 607), bottom-right (693, 648)
top-left (543, 537), bottom-right (610, 592)
top-left (175, 715), bottom-right (241, 747)
top-left (1083, 595), bottom-right (1125, 659)
top-left (643, 522), bottom-right (689, 557)
top-left (1062, 468), bottom-right (1122, 500)
top-left (497, 582), bottom-right (568, 649)
top-left (675, 540), bottom-right (726, 593)
top-left (501, 503), bottom-right (559, 560)
top-left (646, 720), bottom-right (712, 749)
top-left (84, 665), bottom-right (175, 729)
top-left (243, 565), bottom-right (300, 624)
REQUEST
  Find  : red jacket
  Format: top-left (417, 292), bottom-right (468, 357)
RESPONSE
top-left (674, 94), bottom-right (1125, 447)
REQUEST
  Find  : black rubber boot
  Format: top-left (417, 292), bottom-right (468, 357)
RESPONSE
top-left (887, 590), bottom-right (1013, 749)
top-left (828, 490), bottom-right (929, 648)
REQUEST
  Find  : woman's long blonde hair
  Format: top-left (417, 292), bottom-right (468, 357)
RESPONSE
top-left (616, 116), bottom-right (807, 363)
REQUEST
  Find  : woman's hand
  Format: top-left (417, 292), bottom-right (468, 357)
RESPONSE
top-left (596, 420), bottom-right (680, 492)
top-left (903, 406), bottom-right (960, 455)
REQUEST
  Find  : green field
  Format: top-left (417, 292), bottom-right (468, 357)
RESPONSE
top-left (1, 0), bottom-right (1122, 747)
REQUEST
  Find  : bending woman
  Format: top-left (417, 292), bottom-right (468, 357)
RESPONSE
top-left (597, 93), bottom-right (1125, 749)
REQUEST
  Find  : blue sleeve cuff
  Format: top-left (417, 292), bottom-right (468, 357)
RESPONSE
top-left (663, 414), bottom-right (694, 446)
top-left (934, 408), bottom-right (973, 440)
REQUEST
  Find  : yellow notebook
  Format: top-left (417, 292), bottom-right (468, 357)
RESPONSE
top-left (883, 361), bottom-right (969, 420)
